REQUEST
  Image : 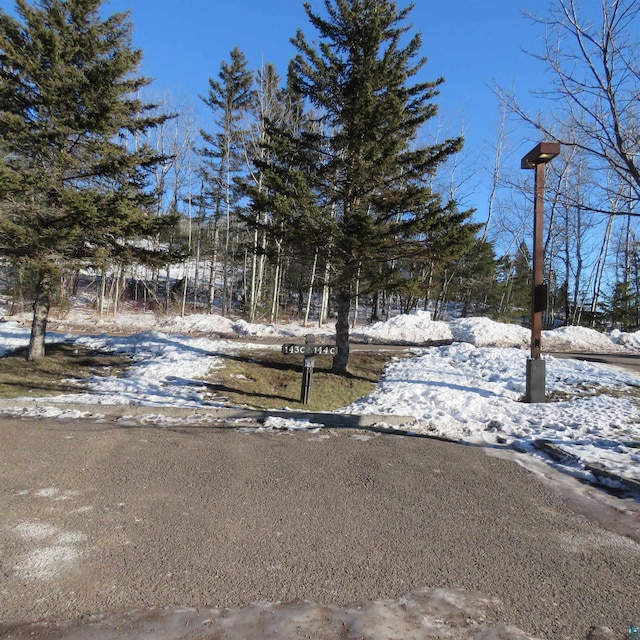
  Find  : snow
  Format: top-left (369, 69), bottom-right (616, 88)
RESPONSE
top-left (1, 310), bottom-right (639, 486)
top-left (341, 342), bottom-right (640, 481)
top-left (1, 309), bottom-right (639, 638)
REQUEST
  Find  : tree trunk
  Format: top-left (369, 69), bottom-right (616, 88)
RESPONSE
top-left (248, 229), bottom-right (258, 321)
top-left (332, 291), bottom-right (351, 375)
top-left (180, 261), bottom-right (190, 317)
top-left (319, 258), bottom-right (331, 326)
top-left (192, 228), bottom-right (201, 311)
top-left (351, 267), bottom-right (361, 328)
top-left (208, 221), bottom-right (220, 313)
top-left (113, 267), bottom-right (124, 318)
top-left (371, 290), bottom-right (380, 322)
top-left (98, 268), bottom-right (107, 316)
top-left (304, 250), bottom-right (318, 326)
top-left (590, 213), bottom-right (614, 324)
top-left (27, 272), bottom-right (52, 361)
top-left (270, 240), bottom-right (283, 323)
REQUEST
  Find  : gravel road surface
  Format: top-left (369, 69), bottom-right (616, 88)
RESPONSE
top-left (0, 417), bottom-right (639, 639)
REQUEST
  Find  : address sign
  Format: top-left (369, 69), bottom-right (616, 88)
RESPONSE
top-left (281, 343), bottom-right (337, 356)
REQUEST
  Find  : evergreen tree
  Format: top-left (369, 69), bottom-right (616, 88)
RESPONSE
top-left (283, 0), bottom-right (475, 374)
top-left (241, 77), bottom-right (333, 320)
top-left (199, 47), bottom-right (254, 315)
top-left (451, 239), bottom-right (501, 317)
top-left (510, 241), bottom-right (533, 315)
top-left (0, 0), bottom-right (176, 360)
top-left (600, 280), bottom-right (639, 331)
top-left (243, 62), bottom-right (287, 321)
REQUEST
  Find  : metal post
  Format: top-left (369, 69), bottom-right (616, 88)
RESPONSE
top-left (526, 161), bottom-right (547, 403)
top-left (521, 142), bottom-right (560, 403)
top-left (300, 335), bottom-right (315, 404)
top-left (531, 161), bottom-right (545, 360)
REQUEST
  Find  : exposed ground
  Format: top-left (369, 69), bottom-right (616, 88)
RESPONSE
top-left (0, 344), bottom-right (130, 399)
top-left (201, 349), bottom-right (400, 411)
top-left (0, 344), bottom-right (399, 412)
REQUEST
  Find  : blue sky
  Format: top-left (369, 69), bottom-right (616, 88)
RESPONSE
top-left (99, 0), bottom-right (553, 218)
top-left (5, 0), bottom-right (557, 219)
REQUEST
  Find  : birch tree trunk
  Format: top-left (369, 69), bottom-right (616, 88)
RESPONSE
top-left (270, 240), bottom-right (283, 323)
top-left (590, 214), bottom-right (614, 323)
top-left (255, 245), bottom-right (267, 319)
top-left (99, 269), bottom-right (107, 317)
top-left (208, 221), bottom-right (220, 313)
top-left (351, 267), bottom-right (361, 328)
top-left (222, 142), bottom-right (232, 316)
top-left (113, 267), bottom-right (122, 318)
top-left (320, 266), bottom-right (330, 327)
top-left (484, 103), bottom-right (507, 241)
top-left (304, 250), bottom-right (318, 326)
top-left (249, 227), bottom-right (259, 321)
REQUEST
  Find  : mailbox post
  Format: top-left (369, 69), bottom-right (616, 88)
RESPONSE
top-left (521, 141), bottom-right (560, 403)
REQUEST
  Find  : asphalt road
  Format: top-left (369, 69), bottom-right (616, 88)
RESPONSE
top-left (549, 350), bottom-right (640, 375)
top-left (1, 417), bottom-right (639, 639)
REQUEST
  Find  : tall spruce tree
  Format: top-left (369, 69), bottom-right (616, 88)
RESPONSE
top-left (286, 0), bottom-right (475, 374)
top-left (241, 77), bottom-right (333, 322)
top-left (0, 0), bottom-right (175, 360)
top-left (199, 47), bottom-right (253, 315)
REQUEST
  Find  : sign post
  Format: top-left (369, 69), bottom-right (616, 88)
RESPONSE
top-left (281, 334), bottom-right (337, 404)
top-left (301, 336), bottom-right (315, 405)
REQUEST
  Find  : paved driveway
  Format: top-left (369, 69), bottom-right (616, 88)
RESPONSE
top-left (549, 351), bottom-right (640, 375)
top-left (0, 417), bottom-right (639, 639)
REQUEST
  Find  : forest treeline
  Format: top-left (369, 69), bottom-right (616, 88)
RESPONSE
top-left (0, 0), bottom-right (638, 367)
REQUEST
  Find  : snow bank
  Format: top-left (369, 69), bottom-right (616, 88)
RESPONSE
top-left (341, 341), bottom-right (640, 480)
top-left (231, 318), bottom-right (316, 339)
top-left (611, 328), bottom-right (640, 351)
top-left (450, 316), bottom-right (529, 347)
top-left (353, 310), bottom-right (452, 343)
top-left (544, 325), bottom-right (626, 353)
top-left (156, 313), bottom-right (236, 335)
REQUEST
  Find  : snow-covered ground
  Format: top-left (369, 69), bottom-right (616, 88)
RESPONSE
top-left (1, 308), bottom-right (639, 490)
top-left (2, 308), bottom-right (639, 639)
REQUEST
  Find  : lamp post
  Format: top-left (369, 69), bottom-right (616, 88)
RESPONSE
top-left (521, 141), bottom-right (560, 403)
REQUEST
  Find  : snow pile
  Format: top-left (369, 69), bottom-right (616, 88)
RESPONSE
top-left (339, 342), bottom-right (640, 483)
top-left (450, 316), bottom-right (530, 347)
top-left (544, 324), bottom-right (626, 353)
top-left (230, 318), bottom-right (317, 339)
top-left (59, 330), bottom-right (232, 407)
top-left (611, 328), bottom-right (640, 350)
top-left (0, 323), bottom-right (38, 358)
top-left (353, 309), bottom-right (453, 343)
top-left (4, 588), bottom-right (541, 640)
top-left (156, 313), bottom-right (236, 335)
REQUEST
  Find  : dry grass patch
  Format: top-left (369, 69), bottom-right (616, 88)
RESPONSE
top-left (0, 343), bottom-right (131, 398)
top-left (202, 349), bottom-right (400, 411)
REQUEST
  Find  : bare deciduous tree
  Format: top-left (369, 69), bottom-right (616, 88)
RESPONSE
top-left (498, 0), bottom-right (640, 210)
